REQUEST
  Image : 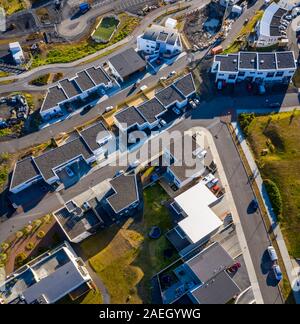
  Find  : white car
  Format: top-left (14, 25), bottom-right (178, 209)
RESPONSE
top-left (194, 98), bottom-right (200, 105)
top-left (160, 119), bottom-right (167, 126)
top-left (65, 167), bottom-right (74, 177)
top-left (267, 246), bottom-right (278, 262)
top-left (105, 106), bottom-right (114, 113)
top-left (189, 100), bottom-right (197, 109)
top-left (272, 265), bottom-right (283, 281)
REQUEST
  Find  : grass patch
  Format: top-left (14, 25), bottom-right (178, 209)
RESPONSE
top-left (80, 184), bottom-right (177, 304)
top-left (31, 13), bottom-right (140, 68)
top-left (29, 73), bottom-right (50, 86)
top-left (93, 16), bottom-right (119, 42)
top-left (0, 0), bottom-right (26, 15)
top-left (245, 111), bottom-right (300, 258)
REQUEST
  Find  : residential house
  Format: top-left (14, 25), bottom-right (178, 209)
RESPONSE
top-left (9, 42), bottom-right (25, 65)
top-left (107, 48), bottom-right (147, 82)
top-left (212, 51), bottom-right (296, 84)
top-left (137, 24), bottom-right (182, 61)
top-left (0, 242), bottom-right (93, 304)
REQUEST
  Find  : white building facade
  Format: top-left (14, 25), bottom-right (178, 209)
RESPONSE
top-left (212, 51), bottom-right (297, 84)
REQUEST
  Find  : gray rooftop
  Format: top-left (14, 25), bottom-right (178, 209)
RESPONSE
top-left (54, 203), bottom-right (102, 241)
top-left (79, 122), bottom-right (111, 152)
top-left (190, 271), bottom-right (240, 304)
top-left (114, 106), bottom-right (146, 129)
top-left (107, 174), bottom-right (139, 213)
top-left (60, 79), bottom-right (82, 98)
top-left (174, 73), bottom-right (196, 97)
top-left (136, 98), bottom-right (166, 124)
top-left (156, 85), bottom-right (186, 107)
top-left (86, 66), bottom-right (111, 86)
top-left (186, 242), bottom-right (234, 283)
top-left (258, 53), bottom-right (277, 70)
top-left (142, 25), bottom-right (179, 46)
top-left (108, 48), bottom-right (147, 79)
top-left (239, 52), bottom-right (257, 70)
top-left (11, 157), bottom-right (40, 189)
top-left (215, 54), bottom-right (239, 73)
top-left (41, 86), bottom-right (67, 112)
top-left (276, 52), bottom-right (296, 69)
top-left (75, 71), bottom-right (95, 91)
top-left (33, 137), bottom-right (93, 181)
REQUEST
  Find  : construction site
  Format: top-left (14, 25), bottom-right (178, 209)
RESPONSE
top-left (183, 1), bottom-right (236, 51)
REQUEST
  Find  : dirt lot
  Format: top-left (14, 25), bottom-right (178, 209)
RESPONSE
top-left (183, 2), bottom-right (225, 50)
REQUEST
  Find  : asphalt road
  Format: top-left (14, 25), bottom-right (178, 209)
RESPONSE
top-left (209, 121), bottom-right (283, 304)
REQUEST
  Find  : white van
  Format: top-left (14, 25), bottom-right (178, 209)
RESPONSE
top-left (267, 246), bottom-right (278, 262)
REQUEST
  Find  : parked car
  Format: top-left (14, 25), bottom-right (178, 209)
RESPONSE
top-left (65, 167), bottom-right (74, 177)
top-left (217, 80), bottom-right (223, 90)
top-left (189, 100), bottom-right (197, 109)
top-left (267, 246), bottom-right (278, 262)
top-left (168, 71), bottom-right (176, 78)
top-left (284, 14), bottom-right (292, 21)
top-left (172, 107), bottom-right (181, 115)
top-left (194, 98), bottom-right (200, 105)
top-left (114, 169), bottom-right (125, 177)
top-left (160, 119), bottom-right (167, 127)
top-left (272, 265), bottom-right (283, 281)
top-left (105, 106), bottom-right (114, 113)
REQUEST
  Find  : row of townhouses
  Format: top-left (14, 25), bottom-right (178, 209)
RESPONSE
top-left (211, 51), bottom-right (297, 84)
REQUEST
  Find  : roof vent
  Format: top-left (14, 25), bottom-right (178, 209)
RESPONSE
top-left (233, 59), bottom-right (237, 63)
top-left (251, 59), bottom-right (255, 63)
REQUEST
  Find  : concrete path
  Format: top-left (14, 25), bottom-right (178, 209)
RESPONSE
top-left (232, 122), bottom-right (300, 304)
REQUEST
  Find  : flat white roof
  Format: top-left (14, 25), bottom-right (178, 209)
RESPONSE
top-left (175, 182), bottom-right (222, 244)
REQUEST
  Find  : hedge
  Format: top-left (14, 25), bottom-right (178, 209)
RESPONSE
top-left (264, 179), bottom-right (283, 219)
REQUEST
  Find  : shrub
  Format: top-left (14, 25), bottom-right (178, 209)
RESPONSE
top-left (23, 225), bottom-right (33, 236)
top-left (15, 252), bottom-right (27, 267)
top-left (16, 231), bottom-right (24, 239)
top-left (25, 242), bottom-right (35, 251)
top-left (43, 214), bottom-right (51, 224)
top-left (0, 242), bottom-right (9, 252)
top-left (37, 231), bottom-right (45, 239)
top-left (0, 253), bottom-right (7, 262)
top-left (264, 179), bottom-right (283, 219)
top-left (239, 113), bottom-right (255, 136)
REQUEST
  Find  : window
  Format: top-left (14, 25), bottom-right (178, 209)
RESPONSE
top-left (267, 72), bottom-right (275, 78)
top-left (238, 71), bottom-right (245, 77)
top-left (219, 73), bottom-right (225, 76)
top-left (228, 74), bottom-right (236, 80)
top-left (276, 71), bottom-right (284, 77)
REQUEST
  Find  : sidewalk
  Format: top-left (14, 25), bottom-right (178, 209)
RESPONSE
top-left (232, 122), bottom-right (300, 304)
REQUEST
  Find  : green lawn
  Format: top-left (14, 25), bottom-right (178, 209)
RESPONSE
top-left (93, 17), bottom-right (119, 42)
top-left (0, 0), bottom-right (26, 15)
top-left (245, 111), bottom-right (300, 257)
top-left (80, 184), bottom-right (177, 304)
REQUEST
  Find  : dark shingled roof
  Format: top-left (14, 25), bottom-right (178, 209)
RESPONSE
top-left (114, 106), bottom-right (146, 129)
top-left (75, 71), bottom-right (95, 91)
top-left (156, 85), bottom-right (186, 107)
top-left (239, 52), bottom-right (257, 70)
top-left (215, 54), bottom-right (239, 72)
top-left (191, 271), bottom-right (240, 304)
top-left (257, 53), bottom-right (277, 70)
top-left (79, 122), bottom-right (111, 152)
top-left (108, 48), bottom-right (146, 79)
top-left (136, 98), bottom-right (166, 124)
top-left (41, 86), bottom-right (67, 112)
top-left (276, 52), bottom-right (296, 69)
top-left (11, 157), bottom-right (40, 189)
top-left (186, 243), bottom-right (234, 283)
top-left (34, 137), bottom-right (93, 181)
top-left (174, 73), bottom-right (195, 97)
top-left (86, 67), bottom-right (111, 86)
top-left (107, 174), bottom-right (139, 213)
top-left (60, 79), bottom-right (82, 98)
